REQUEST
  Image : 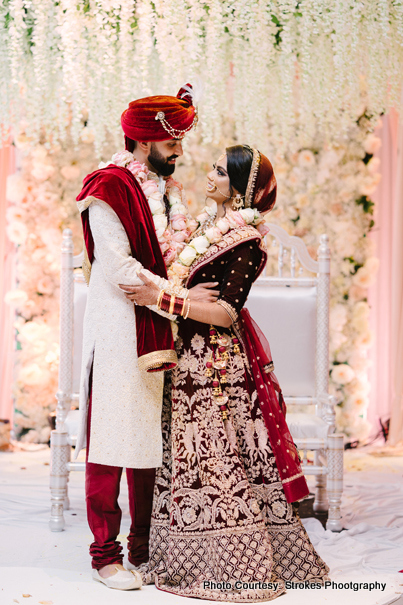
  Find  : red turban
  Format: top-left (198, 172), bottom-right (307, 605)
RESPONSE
top-left (121, 84), bottom-right (198, 142)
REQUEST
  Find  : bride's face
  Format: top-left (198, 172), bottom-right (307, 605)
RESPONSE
top-left (205, 154), bottom-right (232, 203)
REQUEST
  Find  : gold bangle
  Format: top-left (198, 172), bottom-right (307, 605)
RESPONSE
top-left (184, 300), bottom-right (191, 320)
top-left (183, 288), bottom-right (189, 300)
top-left (157, 289), bottom-right (165, 310)
top-left (180, 297), bottom-right (186, 316)
top-left (169, 295), bottom-right (175, 315)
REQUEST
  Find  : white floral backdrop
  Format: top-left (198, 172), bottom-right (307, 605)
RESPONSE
top-left (5, 111), bottom-right (380, 443)
top-left (0, 1), bottom-right (402, 153)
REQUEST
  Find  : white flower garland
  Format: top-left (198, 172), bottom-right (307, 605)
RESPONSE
top-left (101, 149), bottom-right (268, 286)
top-left (101, 150), bottom-right (199, 268)
top-left (168, 202), bottom-right (268, 285)
top-left (0, 2), bottom-right (402, 152)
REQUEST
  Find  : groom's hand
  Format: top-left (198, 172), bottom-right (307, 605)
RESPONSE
top-left (188, 282), bottom-right (219, 303)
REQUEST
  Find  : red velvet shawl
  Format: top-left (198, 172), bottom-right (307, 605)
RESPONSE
top-left (77, 165), bottom-right (177, 372)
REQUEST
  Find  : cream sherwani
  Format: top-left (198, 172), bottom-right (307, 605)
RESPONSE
top-left (75, 199), bottom-right (178, 468)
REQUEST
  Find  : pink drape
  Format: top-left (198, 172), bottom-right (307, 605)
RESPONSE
top-left (368, 111), bottom-right (403, 444)
top-left (0, 145), bottom-right (16, 422)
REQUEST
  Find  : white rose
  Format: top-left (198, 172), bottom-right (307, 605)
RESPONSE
top-left (330, 304), bottom-right (348, 331)
top-left (153, 215), bottom-right (168, 231)
top-left (364, 256), bottom-right (380, 274)
top-left (216, 218), bottom-right (230, 234)
top-left (111, 150), bottom-right (133, 166)
top-left (148, 194), bottom-right (165, 215)
top-left (204, 227), bottom-right (222, 244)
top-left (238, 208), bottom-right (255, 224)
top-left (363, 134), bottom-right (381, 155)
top-left (4, 289), bottom-right (28, 307)
top-left (298, 149), bottom-right (316, 168)
top-left (179, 246), bottom-right (198, 266)
top-left (19, 363), bottom-right (49, 386)
top-left (346, 392), bottom-right (369, 411)
top-left (319, 149), bottom-right (339, 169)
top-left (351, 315), bottom-right (369, 333)
top-left (31, 162), bottom-right (55, 181)
top-left (355, 330), bottom-right (374, 349)
top-left (6, 221), bottom-right (28, 245)
top-left (61, 165), bottom-right (80, 181)
top-left (169, 192), bottom-right (182, 206)
top-left (353, 301), bottom-right (370, 319)
top-left (331, 364), bottom-right (355, 385)
top-left (6, 174), bottom-right (27, 204)
top-left (295, 194), bottom-right (309, 208)
top-left (190, 235), bottom-right (210, 255)
top-left (353, 267), bottom-right (374, 288)
top-left (367, 156), bottom-right (380, 174)
top-left (170, 203), bottom-right (188, 216)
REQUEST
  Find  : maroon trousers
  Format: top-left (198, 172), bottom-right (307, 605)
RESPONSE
top-left (85, 379), bottom-right (155, 570)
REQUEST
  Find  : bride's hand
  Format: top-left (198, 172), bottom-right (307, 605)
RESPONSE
top-left (119, 273), bottom-right (159, 306)
top-left (188, 282), bottom-right (219, 302)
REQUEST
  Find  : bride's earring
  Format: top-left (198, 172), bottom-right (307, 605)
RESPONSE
top-left (232, 194), bottom-right (244, 210)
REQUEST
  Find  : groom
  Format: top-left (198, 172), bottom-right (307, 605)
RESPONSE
top-left (75, 86), bottom-right (218, 590)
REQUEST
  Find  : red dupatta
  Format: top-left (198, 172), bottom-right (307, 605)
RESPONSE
top-left (77, 165), bottom-right (177, 372)
top-left (239, 309), bottom-right (309, 503)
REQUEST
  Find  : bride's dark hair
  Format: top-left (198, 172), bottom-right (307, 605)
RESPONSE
top-left (226, 145), bottom-right (253, 196)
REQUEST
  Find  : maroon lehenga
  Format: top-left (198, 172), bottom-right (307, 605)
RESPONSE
top-left (140, 227), bottom-right (329, 601)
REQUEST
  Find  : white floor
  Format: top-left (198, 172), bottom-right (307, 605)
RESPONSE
top-left (0, 446), bottom-right (403, 605)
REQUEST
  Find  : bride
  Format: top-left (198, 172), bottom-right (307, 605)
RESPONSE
top-left (121, 145), bottom-right (329, 601)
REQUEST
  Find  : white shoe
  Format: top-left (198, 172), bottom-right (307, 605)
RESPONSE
top-left (92, 567), bottom-right (142, 590)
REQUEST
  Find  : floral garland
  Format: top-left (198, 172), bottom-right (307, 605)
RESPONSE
top-left (168, 202), bottom-right (269, 285)
top-left (100, 150), bottom-right (198, 268)
top-left (100, 150), bottom-right (269, 287)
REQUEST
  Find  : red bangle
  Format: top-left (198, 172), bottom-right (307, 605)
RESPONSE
top-left (160, 292), bottom-right (172, 313)
top-left (173, 297), bottom-right (185, 315)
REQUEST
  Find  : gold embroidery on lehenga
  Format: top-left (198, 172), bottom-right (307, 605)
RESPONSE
top-left (138, 331), bottom-right (329, 600)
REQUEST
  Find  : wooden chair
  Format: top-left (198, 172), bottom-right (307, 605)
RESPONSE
top-left (246, 224), bottom-right (344, 531)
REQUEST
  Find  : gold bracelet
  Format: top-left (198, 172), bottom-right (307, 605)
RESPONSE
top-left (157, 289), bottom-right (165, 310)
top-left (180, 297), bottom-right (186, 316)
top-left (169, 295), bottom-right (175, 315)
top-left (184, 300), bottom-right (191, 320)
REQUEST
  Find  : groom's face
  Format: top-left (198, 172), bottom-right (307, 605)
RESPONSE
top-left (148, 139), bottom-right (183, 177)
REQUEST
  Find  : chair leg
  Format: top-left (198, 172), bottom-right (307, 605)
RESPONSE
top-left (49, 430), bottom-right (69, 531)
top-left (64, 443), bottom-right (71, 511)
top-left (313, 449), bottom-right (328, 512)
top-left (326, 433), bottom-right (344, 532)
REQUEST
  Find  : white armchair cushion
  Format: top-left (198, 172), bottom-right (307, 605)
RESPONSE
top-left (286, 412), bottom-right (329, 441)
top-left (64, 409), bottom-right (80, 440)
top-left (246, 285), bottom-right (317, 397)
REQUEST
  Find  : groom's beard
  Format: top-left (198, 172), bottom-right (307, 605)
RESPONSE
top-left (148, 143), bottom-right (178, 177)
